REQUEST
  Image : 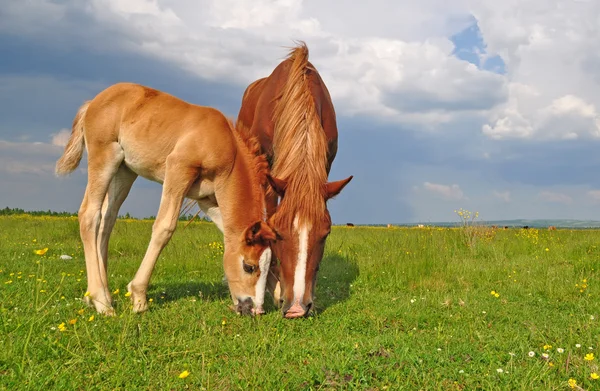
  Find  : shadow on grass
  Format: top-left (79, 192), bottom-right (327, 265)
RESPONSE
top-left (314, 253), bottom-right (359, 315)
top-left (147, 280), bottom-right (230, 304)
top-left (138, 253), bottom-right (359, 316)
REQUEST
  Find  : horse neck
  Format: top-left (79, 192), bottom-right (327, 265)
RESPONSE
top-left (276, 170), bottom-right (327, 230)
top-left (219, 139), bottom-right (265, 238)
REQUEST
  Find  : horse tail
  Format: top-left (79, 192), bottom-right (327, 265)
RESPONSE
top-left (272, 42), bottom-right (327, 183)
top-left (55, 100), bottom-right (91, 176)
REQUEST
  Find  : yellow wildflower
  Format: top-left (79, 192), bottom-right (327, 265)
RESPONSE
top-left (568, 379), bottom-right (577, 389)
top-left (113, 288), bottom-right (120, 295)
top-left (543, 344), bottom-right (552, 351)
top-left (178, 370), bottom-right (190, 379)
top-left (585, 353), bottom-right (594, 361)
top-left (58, 323), bottom-right (66, 332)
top-left (88, 315), bottom-right (94, 322)
top-left (34, 248), bottom-right (48, 255)
top-left (84, 291), bottom-right (90, 297)
top-left (4, 280), bottom-right (12, 284)
top-left (77, 309), bottom-right (85, 315)
top-left (68, 319), bottom-right (77, 325)
top-left (125, 291), bottom-right (132, 297)
top-left (591, 373), bottom-right (599, 380)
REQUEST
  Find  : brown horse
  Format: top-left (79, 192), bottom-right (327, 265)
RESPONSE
top-left (56, 82), bottom-right (278, 316)
top-left (237, 43), bottom-right (353, 318)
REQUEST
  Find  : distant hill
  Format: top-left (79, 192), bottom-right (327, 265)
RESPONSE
top-left (395, 219), bottom-right (600, 229)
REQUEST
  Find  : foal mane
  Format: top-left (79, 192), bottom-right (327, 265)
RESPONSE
top-left (271, 42), bottom-right (329, 229)
top-left (231, 118), bottom-right (269, 188)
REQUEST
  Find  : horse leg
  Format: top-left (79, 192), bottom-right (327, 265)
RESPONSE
top-left (197, 197), bottom-right (223, 233)
top-left (80, 143), bottom-right (124, 315)
top-left (127, 157), bottom-right (198, 313)
top-left (96, 165), bottom-right (138, 284)
top-left (264, 190), bottom-right (282, 305)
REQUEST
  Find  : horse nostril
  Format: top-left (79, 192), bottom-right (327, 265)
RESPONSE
top-left (305, 302), bottom-right (313, 313)
top-left (236, 297), bottom-right (253, 316)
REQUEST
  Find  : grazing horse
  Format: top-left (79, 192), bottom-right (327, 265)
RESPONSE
top-left (55, 83), bottom-right (277, 316)
top-left (237, 43), bottom-right (353, 318)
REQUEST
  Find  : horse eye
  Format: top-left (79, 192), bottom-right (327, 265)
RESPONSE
top-left (242, 261), bottom-right (256, 274)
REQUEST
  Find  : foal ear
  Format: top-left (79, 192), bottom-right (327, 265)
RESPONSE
top-left (245, 221), bottom-right (280, 245)
top-left (267, 174), bottom-right (287, 197)
top-left (325, 175), bottom-right (353, 200)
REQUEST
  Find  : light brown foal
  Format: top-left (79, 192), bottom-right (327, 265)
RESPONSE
top-left (56, 82), bottom-right (277, 316)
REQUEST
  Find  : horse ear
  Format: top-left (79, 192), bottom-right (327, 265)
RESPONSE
top-left (245, 221), bottom-right (280, 245)
top-left (267, 174), bottom-right (287, 197)
top-left (325, 175), bottom-right (353, 200)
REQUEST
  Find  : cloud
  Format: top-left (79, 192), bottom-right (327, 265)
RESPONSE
top-left (0, 140), bottom-right (63, 175)
top-left (492, 190), bottom-right (511, 203)
top-left (538, 191), bottom-right (573, 205)
top-left (423, 182), bottom-right (465, 200)
top-left (0, 0), bottom-right (506, 128)
top-left (51, 129), bottom-right (71, 147)
top-left (472, 0), bottom-right (600, 140)
top-left (587, 190), bottom-right (600, 203)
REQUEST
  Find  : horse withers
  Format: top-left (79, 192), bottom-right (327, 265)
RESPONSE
top-left (237, 43), bottom-right (353, 318)
top-left (56, 82), bottom-right (278, 316)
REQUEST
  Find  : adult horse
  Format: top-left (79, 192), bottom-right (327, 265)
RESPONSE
top-left (56, 82), bottom-right (277, 316)
top-left (237, 43), bottom-right (353, 318)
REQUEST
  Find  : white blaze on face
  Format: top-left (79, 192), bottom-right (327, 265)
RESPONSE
top-left (253, 247), bottom-right (272, 310)
top-left (293, 215), bottom-right (311, 305)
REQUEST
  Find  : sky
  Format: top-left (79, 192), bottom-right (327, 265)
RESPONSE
top-left (1, 0), bottom-right (600, 224)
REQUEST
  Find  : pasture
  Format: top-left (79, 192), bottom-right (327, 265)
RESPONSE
top-left (1, 215), bottom-right (599, 390)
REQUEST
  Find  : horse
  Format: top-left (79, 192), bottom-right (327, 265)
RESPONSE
top-left (55, 82), bottom-right (278, 316)
top-left (237, 43), bottom-right (353, 318)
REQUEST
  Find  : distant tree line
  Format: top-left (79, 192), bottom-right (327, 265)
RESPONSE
top-left (0, 207), bottom-right (210, 222)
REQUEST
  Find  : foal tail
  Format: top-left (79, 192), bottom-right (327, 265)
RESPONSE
top-left (55, 101), bottom-right (90, 176)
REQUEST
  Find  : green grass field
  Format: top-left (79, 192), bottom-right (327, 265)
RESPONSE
top-left (1, 215), bottom-right (599, 390)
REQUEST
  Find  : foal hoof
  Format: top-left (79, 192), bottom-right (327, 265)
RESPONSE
top-left (84, 295), bottom-right (116, 316)
top-left (132, 300), bottom-right (149, 313)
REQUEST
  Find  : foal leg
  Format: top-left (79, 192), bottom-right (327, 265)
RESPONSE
top-left (264, 191), bottom-right (282, 305)
top-left (197, 197), bottom-right (224, 233)
top-left (96, 165), bottom-right (138, 284)
top-left (127, 158), bottom-right (198, 313)
top-left (80, 143), bottom-right (124, 315)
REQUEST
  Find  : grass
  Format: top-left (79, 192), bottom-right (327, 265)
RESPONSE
top-left (0, 215), bottom-right (599, 390)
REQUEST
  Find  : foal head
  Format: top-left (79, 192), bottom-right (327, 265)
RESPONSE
top-left (224, 221), bottom-right (278, 315)
top-left (267, 175), bottom-right (352, 318)
top-left (223, 124), bottom-right (281, 315)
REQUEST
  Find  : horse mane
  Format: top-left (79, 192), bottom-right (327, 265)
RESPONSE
top-left (271, 42), bottom-right (329, 229)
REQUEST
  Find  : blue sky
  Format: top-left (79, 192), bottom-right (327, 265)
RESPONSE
top-left (1, 0), bottom-right (600, 224)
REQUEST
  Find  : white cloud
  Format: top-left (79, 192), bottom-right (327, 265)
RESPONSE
top-left (587, 190), bottom-right (600, 203)
top-left (0, 139), bottom-right (65, 175)
top-left (492, 190), bottom-right (511, 203)
top-left (51, 129), bottom-right (71, 147)
top-left (538, 191), bottom-right (573, 205)
top-left (423, 181), bottom-right (465, 200)
top-left (472, 0), bottom-right (600, 140)
top-left (0, 0), bottom-right (506, 128)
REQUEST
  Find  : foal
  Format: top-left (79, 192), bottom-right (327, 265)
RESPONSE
top-left (56, 83), bottom-right (277, 316)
